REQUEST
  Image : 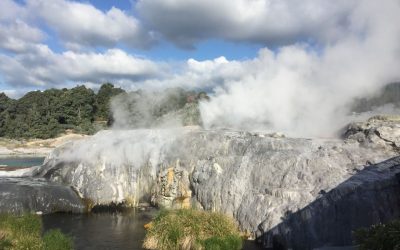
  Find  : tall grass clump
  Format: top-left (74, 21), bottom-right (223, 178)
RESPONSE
top-left (143, 209), bottom-right (242, 250)
top-left (0, 213), bottom-right (72, 250)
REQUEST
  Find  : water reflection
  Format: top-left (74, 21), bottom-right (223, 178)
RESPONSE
top-left (42, 209), bottom-right (156, 250)
top-left (42, 208), bottom-right (264, 250)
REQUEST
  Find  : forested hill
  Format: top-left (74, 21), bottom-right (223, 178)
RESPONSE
top-left (0, 84), bottom-right (207, 139)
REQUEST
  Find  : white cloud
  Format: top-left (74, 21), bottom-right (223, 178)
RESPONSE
top-left (127, 0), bottom-right (400, 137)
top-left (0, 0), bottom-right (26, 21)
top-left (0, 0), bottom-right (399, 139)
top-left (0, 46), bottom-right (163, 89)
top-left (197, 0), bottom-right (400, 137)
top-left (0, 20), bottom-right (45, 53)
top-left (136, 0), bottom-right (357, 48)
top-left (3, 0), bottom-right (152, 51)
top-left (26, 0), bottom-right (155, 50)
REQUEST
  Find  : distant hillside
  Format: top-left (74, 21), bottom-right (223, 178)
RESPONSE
top-left (110, 88), bottom-right (208, 129)
top-left (0, 84), bottom-right (207, 139)
top-left (352, 82), bottom-right (400, 113)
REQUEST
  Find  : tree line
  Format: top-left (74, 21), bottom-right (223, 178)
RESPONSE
top-left (0, 83), bottom-right (207, 139)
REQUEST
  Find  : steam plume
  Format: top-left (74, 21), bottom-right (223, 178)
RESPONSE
top-left (195, 1), bottom-right (400, 137)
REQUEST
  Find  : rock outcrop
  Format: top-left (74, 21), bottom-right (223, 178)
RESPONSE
top-left (0, 177), bottom-right (85, 214)
top-left (36, 117), bottom-right (400, 248)
top-left (260, 156), bottom-right (400, 249)
top-left (344, 115), bottom-right (400, 151)
top-left (151, 165), bottom-right (192, 209)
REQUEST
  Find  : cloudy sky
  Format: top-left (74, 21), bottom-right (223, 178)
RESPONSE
top-left (0, 0), bottom-right (364, 95)
top-left (1, 0), bottom-right (400, 136)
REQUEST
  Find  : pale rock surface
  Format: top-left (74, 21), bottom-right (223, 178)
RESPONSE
top-left (37, 118), bottom-right (400, 248)
top-left (261, 156), bottom-right (400, 249)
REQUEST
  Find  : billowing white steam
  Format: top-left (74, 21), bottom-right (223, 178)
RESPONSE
top-left (91, 1), bottom-right (400, 139)
top-left (26, 1), bottom-right (400, 185)
top-left (54, 129), bottom-right (185, 173)
top-left (196, 1), bottom-right (400, 137)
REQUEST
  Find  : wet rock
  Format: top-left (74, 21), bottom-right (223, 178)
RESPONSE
top-left (0, 177), bottom-right (85, 214)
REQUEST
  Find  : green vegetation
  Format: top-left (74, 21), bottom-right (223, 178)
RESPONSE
top-left (143, 209), bottom-right (242, 250)
top-left (353, 219), bottom-right (400, 250)
top-left (111, 88), bottom-right (207, 128)
top-left (0, 83), bottom-right (123, 139)
top-left (0, 213), bottom-right (72, 250)
top-left (94, 83), bottom-right (125, 122)
top-left (0, 84), bottom-right (208, 139)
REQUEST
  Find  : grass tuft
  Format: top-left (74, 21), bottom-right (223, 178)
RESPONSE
top-left (143, 209), bottom-right (242, 250)
top-left (42, 229), bottom-right (73, 250)
top-left (0, 213), bottom-right (72, 250)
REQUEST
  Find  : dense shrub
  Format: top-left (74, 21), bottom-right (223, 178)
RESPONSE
top-left (143, 209), bottom-right (242, 250)
top-left (353, 219), bottom-right (400, 250)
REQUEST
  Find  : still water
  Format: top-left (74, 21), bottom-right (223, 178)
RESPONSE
top-left (0, 157), bottom-right (45, 168)
top-left (0, 157), bottom-right (262, 250)
top-left (42, 210), bottom-right (155, 250)
top-left (42, 210), bottom-right (263, 250)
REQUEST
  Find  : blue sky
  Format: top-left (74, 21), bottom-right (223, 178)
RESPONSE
top-left (0, 0), bottom-right (398, 102)
top-left (2, 0), bottom-right (400, 135)
top-left (40, 1), bottom-right (263, 61)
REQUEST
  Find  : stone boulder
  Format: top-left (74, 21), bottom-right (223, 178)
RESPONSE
top-left (0, 177), bottom-right (85, 214)
top-left (344, 115), bottom-right (400, 151)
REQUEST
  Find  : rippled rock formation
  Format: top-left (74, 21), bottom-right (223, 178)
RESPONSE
top-left (0, 177), bottom-right (85, 214)
top-left (345, 115), bottom-right (400, 151)
top-left (37, 117), bottom-right (400, 248)
top-left (261, 156), bottom-right (400, 249)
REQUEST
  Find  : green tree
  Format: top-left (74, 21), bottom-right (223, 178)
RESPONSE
top-left (94, 83), bottom-right (125, 121)
top-left (353, 219), bottom-right (400, 250)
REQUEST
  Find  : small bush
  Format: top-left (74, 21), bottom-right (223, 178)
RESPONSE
top-left (143, 209), bottom-right (242, 250)
top-left (353, 219), bottom-right (400, 250)
top-left (0, 214), bottom-right (72, 250)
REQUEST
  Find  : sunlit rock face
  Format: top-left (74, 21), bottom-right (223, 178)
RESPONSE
top-left (345, 115), bottom-right (400, 151)
top-left (0, 178), bottom-right (85, 214)
top-left (37, 129), bottom-right (185, 207)
top-left (37, 117), bottom-right (400, 247)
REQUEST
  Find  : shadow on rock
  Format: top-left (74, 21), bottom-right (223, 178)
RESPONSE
top-left (259, 156), bottom-right (400, 249)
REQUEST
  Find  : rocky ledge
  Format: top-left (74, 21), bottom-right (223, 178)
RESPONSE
top-left (261, 156), bottom-right (400, 249)
top-left (0, 177), bottom-right (85, 214)
top-left (35, 116), bottom-right (400, 248)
